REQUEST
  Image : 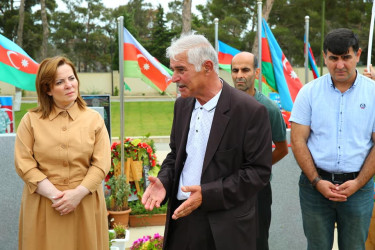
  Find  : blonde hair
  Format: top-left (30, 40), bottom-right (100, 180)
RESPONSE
top-left (31, 56), bottom-right (86, 118)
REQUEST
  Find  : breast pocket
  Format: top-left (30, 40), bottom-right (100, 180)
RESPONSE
top-left (80, 127), bottom-right (95, 155)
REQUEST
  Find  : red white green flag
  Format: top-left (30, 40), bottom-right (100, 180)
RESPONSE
top-left (261, 18), bottom-right (303, 112)
top-left (0, 34), bottom-right (39, 91)
top-left (123, 28), bottom-right (172, 92)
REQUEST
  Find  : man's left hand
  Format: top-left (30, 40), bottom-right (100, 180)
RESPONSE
top-left (172, 185), bottom-right (202, 220)
top-left (331, 179), bottom-right (361, 198)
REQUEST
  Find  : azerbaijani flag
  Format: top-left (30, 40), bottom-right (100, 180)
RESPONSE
top-left (304, 39), bottom-right (320, 79)
top-left (0, 34), bottom-right (38, 91)
top-left (123, 28), bottom-right (172, 92)
top-left (218, 40), bottom-right (240, 73)
top-left (261, 18), bottom-right (303, 112)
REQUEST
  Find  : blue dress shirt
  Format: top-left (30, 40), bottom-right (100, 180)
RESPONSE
top-left (290, 71), bottom-right (375, 173)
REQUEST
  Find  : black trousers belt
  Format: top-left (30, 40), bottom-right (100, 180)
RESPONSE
top-left (317, 168), bottom-right (359, 184)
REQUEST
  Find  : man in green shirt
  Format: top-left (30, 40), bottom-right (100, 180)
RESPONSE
top-left (231, 51), bottom-right (288, 250)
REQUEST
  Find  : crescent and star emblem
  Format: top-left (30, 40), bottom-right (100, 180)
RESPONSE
top-left (137, 54), bottom-right (150, 70)
top-left (7, 51), bottom-right (20, 69)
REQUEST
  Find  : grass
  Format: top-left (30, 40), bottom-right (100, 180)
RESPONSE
top-left (14, 101), bottom-right (175, 137)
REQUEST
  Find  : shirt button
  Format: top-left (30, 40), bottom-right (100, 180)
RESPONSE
top-left (63, 161), bottom-right (68, 167)
top-left (196, 130), bottom-right (198, 133)
top-left (61, 144), bottom-right (66, 149)
top-left (62, 126), bottom-right (67, 131)
top-left (63, 179), bottom-right (69, 184)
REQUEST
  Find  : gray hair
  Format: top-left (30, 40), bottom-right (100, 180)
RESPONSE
top-left (166, 33), bottom-right (219, 74)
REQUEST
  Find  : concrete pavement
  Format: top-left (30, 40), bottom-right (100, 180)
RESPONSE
top-left (126, 141), bottom-right (340, 250)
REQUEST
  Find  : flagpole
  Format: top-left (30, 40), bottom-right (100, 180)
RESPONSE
top-left (320, 0), bottom-right (325, 76)
top-left (214, 18), bottom-right (219, 54)
top-left (118, 16), bottom-right (125, 176)
top-left (367, 1), bottom-right (375, 71)
top-left (304, 16), bottom-right (310, 84)
top-left (257, 0), bottom-right (262, 92)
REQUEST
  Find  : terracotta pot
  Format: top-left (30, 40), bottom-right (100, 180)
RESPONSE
top-left (129, 213), bottom-right (166, 227)
top-left (108, 208), bottom-right (132, 229)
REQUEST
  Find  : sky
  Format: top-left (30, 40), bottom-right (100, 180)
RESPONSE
top-left (102, 0), bottom-right (205, 15)
top-left (52, 0), bottom-right (205, 15)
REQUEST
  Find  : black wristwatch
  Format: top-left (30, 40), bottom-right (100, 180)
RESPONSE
top-left (311, 176), bottom-right (322, 187)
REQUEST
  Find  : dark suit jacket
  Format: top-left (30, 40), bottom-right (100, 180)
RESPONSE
top-left (158, 80), bottom-right (272, 250)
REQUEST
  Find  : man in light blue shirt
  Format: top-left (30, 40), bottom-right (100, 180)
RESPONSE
top-left (290, 28), bottom-right (375, 250)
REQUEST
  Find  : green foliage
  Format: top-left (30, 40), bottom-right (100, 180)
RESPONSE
top-left (113, 86), bottom-right (119, 96)
top-left (129, 199), bottom-right (167, 216)
top-left (14, 102), bottom-right (174, 137)
top-left (113, 223), bottom-right (126, 239)
top-left (4, 0), bottom-right (375, 80)
top-left (144, 4), bottom-right (176, 67)
top-left (105, 174), bottom-right (131, 211)
top-left (109, 231), bottom-right (115, 247)
top-left (110, 101), bottom-right (174, 137)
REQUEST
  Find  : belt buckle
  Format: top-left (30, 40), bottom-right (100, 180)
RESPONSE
top-left (331, 173), bottom-right (343, 185)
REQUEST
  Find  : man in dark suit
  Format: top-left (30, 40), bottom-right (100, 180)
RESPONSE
top-left (142, 33), bottom-right (272, 250)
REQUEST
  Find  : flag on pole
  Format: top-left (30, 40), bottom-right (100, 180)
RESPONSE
top-left (123, 28), bottom-right (172, 92)
top-left (261, 18), bottom-right (303, 112)
top-left (0, 34), bottom-right (38, 91)
top-left (305, 39), bottom-right (320, 79)
top-left (218, 40), bottom-right (240, 73)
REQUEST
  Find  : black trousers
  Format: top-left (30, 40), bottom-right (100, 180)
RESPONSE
top-left (256, 182), bottom-right (272, 250)
top-left (166, 203), bottom-right (216, 250)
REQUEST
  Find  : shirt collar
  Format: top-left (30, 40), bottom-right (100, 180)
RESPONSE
top-left (329, 69), bottom-right (359, 91)
top-left (194, 89), bottom-right (222, 112)
top-left (49, 101), bottom-right (80, 121)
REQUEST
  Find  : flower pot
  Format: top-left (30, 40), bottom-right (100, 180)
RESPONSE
top-left (108, 208), bottom-right (132, 228)
top-left (129, 213), bottom-right (167, 227)
top-left (109, 229), bottom-right (130, 250)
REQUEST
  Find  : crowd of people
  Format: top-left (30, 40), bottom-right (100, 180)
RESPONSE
top-left (13, 28), bottom-right (375, 250)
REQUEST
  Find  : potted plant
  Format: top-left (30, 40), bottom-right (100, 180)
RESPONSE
top-left (106, 137), bottom-right (158, 199)
top-left (128, 199), bottom-right (167, 227)
top-left (109, 231), bottom-right (118, 250)
top-left (130, 233), bottom-right (164, 250)
top-left (106, 174), bottom-right (131, 228)
top-left (109, 223), bottom-right (130, 250)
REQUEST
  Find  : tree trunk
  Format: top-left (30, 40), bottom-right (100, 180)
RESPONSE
top-left (41, 0), bottom-right (49, 59)
top-left (252, 0), bottom-right (275, 56)
top-left (181, 0), bottom-right (192, 34)
top-left (14, 0), bottom-right (25, 111)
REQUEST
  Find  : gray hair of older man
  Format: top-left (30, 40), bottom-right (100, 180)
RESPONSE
top-left (166, 33), bottom-right (219, 74)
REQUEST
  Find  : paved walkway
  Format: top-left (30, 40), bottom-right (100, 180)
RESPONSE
top-left (125, 141), bottom-right (340, 250)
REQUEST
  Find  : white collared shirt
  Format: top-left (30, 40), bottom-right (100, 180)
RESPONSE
top-left (177, 89), bottom-right (222, 200)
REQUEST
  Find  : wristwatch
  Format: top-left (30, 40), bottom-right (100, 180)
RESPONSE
top-left (311, 176), bottom-right (322, 187)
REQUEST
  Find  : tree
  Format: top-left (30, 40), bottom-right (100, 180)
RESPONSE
top-left (40, 0), bottom-right (49, 59)
top-left (182, 0), bottom-right (192, 34)
top-left (145, 5), bottom-right (176, 66)
top-left (166, 0), bottom-right (183, 34)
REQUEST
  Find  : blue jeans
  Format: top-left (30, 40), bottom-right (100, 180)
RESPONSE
top-left (299, 173), bottom-right (373, 250)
